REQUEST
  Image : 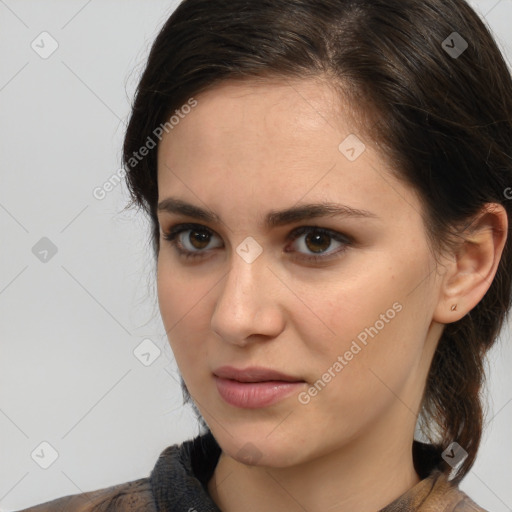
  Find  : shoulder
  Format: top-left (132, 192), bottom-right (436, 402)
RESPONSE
top-left (422, 471), bottom-right (489, 512)
top-left (13, 477), bottom-right (156, 512)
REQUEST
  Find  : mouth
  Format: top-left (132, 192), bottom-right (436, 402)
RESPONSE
top-left (213, 365), bottom-right (304, 383)
top-left (213, 366), bottom-right (306, 408)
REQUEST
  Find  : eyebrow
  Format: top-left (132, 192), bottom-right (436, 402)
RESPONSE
top-left (157, 197), bottom-right (379, 228)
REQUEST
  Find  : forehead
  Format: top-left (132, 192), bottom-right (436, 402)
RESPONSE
top-left (164, 77), bottom-right (347, 150)
top-left (155, 78), bottom-right (421, 227)
top-left (158, 78), bottom-right (354, 181)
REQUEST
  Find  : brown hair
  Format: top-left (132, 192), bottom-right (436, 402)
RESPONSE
top-left (122, 0), bottom-right (512, 483)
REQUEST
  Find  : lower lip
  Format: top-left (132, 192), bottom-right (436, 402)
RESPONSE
top-left (214, 376), bottom-right (305, 409)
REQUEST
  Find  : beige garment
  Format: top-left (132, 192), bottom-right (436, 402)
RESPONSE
top-left (15, 432), bottom-right (488, 512)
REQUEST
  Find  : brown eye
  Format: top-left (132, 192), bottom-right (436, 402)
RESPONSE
top-left (161, 223), bottom-right (223, 260)
top-left (304, 232), bottom-right (332, 253)
top-left (286, 226), bottom-right (352, 261)
top-left (188, 229), bottom-right (211, 250)
top-left (176, 227), bottom-right (222, 253)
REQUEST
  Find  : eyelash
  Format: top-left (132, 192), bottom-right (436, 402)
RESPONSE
top-left (161, 222), bottom-right (352, 263)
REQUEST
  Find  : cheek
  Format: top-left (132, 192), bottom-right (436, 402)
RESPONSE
top-left (291, 262), bottom-right (411, 356)
top-left (292, 250), bottom-right (433, 395)
top-left (156, 255), bottom-right (215, 375)
top-left (292, 304), bottom-right (422, 444)
top-left (156, 252), bottom-right (213, 326)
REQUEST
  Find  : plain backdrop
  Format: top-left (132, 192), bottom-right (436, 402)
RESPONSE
top-left (1, 1), bottom-right (511, 510)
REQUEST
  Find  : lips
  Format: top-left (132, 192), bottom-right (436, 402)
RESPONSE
top-left (212, 366), bottom-right (306, 408)
top-left (213, 365), bottom-right (304, 383)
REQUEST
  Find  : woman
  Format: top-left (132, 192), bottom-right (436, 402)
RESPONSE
top-left (18, 0), bottom-right (511, 510)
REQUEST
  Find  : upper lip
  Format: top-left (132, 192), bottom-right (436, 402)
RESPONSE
top-left (213, 366), bottom-right (304, 383)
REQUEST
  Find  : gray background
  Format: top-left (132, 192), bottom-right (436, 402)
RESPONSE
top-left (0, 1), bottom-right (511, 510)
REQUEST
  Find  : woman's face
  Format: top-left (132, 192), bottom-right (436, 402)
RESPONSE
top-left (156, 78), bottom-right (446, 467)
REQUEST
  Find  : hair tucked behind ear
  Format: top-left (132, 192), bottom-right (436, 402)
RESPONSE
top-left (122, 0), bottom-right (512, 483)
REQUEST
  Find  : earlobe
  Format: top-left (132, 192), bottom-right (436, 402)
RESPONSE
top-left (433, 203), bottom-right (508, 324)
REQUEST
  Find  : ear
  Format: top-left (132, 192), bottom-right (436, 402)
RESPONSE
top-left (433, 203), bottom-right (508, 324)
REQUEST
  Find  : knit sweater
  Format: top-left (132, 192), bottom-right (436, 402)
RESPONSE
top-left (15, 431), bottom-right (487, 511)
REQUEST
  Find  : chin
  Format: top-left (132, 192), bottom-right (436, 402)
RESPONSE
top-left (213, 426), bottom-right (310, 468)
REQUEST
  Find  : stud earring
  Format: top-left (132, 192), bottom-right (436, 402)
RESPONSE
top-left (451, 304), bottom-right (458, 311)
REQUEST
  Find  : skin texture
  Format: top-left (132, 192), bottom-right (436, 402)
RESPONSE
top-left (155, 77), bottom-right (507, 512)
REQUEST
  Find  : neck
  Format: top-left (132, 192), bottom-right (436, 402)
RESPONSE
top-left (207, 412), bottom-right (422, 512)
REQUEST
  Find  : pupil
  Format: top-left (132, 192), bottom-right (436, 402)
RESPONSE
top-left (306, 232), bottom-right (331, 253)
top-left (190, 230), bottom-right (210, 249)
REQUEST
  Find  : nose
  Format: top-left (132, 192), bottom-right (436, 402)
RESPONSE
top-left (210, 248), bottom-right (286, 346)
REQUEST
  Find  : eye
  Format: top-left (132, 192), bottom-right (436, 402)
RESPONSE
top-left (161, 223), bottom-right (352, 263)
top-left (161, 223), bottom-right (223, 260)
top-left (285, 226), bottom-right (351, 262)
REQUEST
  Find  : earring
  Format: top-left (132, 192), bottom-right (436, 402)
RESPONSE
top-left (451, 304), bottom-right (458, 311)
